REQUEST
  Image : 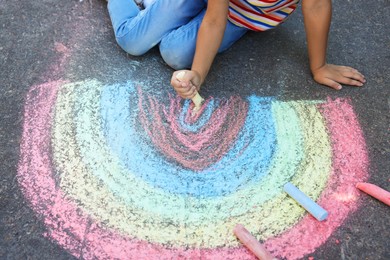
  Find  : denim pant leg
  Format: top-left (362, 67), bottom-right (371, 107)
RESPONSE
top-left (159, 9), bottom-right (248, 70)
top-left (107, 0), bottom-right (206, 56)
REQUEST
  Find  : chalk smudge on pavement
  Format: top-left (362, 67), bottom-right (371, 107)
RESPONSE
top-left (18, 79), bottom-right (368, 260)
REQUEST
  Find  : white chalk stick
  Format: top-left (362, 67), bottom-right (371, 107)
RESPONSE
top-left (176, 71), bottom-right (186, 80)
top-left (192, 93), bottom-right (204, 109)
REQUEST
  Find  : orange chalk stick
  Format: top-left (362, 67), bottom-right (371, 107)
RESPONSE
top-left (356, 182), bottom-right (390, 206)
top-left (233, 224), bottom-right (277, 260)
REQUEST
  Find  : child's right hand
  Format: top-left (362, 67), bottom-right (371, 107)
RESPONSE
top-left (171, 70), bottom-right (202, 99)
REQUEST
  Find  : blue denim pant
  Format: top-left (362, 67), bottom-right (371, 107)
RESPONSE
top-left (108, 0), bottom-right (248, 69)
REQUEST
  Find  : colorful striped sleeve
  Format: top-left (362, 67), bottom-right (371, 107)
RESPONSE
top-left (228, 0), bottom-right (300, 31)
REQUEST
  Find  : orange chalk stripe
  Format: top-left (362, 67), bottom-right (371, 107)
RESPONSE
top-left (356, 182), bottom-right (390, 206)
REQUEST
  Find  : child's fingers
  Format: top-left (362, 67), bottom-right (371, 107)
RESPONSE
top-left (320, 78), bottom-right (342, 90)
top-left (175, 84), bottom-right (197, 99)
top-left (183, 73), bottom-right (194, 83)
top-left (322, 75), bottom-right (364, 90)
top-left (342, 77), bottom-right (364, 87)
top-left (313, 64), bottom-right (366, 90)
top-left (334, 73), bottom-right (365, 87)
top-left (339, 68), bottom-right (366, 84)
top-left (174, 70), bottom-right (194, 89)
top-left (183, 86), bottom-right (198, 99)
top-left (340, 66), bottom-right (365, 78)
top-left (172, 70), bottom-right (201, 99)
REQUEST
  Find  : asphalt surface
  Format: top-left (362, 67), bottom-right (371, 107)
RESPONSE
top-left (0, 0), bottom-right (389, 259)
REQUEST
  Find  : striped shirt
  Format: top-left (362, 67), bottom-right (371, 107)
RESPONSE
top-left (228, 0), bottom-right (300, 31)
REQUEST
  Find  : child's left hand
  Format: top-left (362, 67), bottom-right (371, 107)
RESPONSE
top-left (311, 64), bottom-right (366, 90)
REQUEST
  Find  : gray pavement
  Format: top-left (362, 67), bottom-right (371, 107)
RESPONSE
top-left (0, 0), bottom-right (389, 259)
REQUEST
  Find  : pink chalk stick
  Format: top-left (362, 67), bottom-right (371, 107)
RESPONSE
top-left (356, 182), bottom-right (390, 206)
top-left (234, 224), bottom-right (277, 260)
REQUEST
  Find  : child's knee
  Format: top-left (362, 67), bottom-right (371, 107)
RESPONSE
top-left (115, 32), bottom-right (148, 56)
top-left (159, 41), bottom-right (193, 70)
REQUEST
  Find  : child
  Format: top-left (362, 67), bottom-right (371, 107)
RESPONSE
top-left (107, 0), bottom-right (366, 100)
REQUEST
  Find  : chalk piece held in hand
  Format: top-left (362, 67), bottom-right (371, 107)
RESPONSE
top-left (233, 224), bottom-right (277, 260)
top-left (176, 71), bottom-right (186, 81)
top-left (175, 71), bottom-right (204, 113)
top-left (356, 182), bottom-right (390, 206)
top-left (191, 93), bottom-right (204, 111)
top-left (283, 182), bottom-right (328, 221)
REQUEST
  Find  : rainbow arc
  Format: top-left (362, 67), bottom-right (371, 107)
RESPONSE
top-left (18, 79), bottom-right (368, 259)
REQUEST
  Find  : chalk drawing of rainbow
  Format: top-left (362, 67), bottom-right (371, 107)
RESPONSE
top-left (18, 79), bottom-right (368, 259)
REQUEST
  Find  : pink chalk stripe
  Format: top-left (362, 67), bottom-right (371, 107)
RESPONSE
top-left (18, 86), bottom-right (368, 260)
top-left (138, 90), bottom-right (248, 171)
top-left (263, 98), bottom-right (369, 259)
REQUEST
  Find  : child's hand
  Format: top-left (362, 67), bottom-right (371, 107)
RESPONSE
top-left (171, 70), bottom-right (202, 99)
top-left (312, 64), bottom-right (366, 90)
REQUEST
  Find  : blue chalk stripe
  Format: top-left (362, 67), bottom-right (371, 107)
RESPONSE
top-left (100, 83), bottom-right (277, 197)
